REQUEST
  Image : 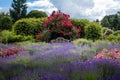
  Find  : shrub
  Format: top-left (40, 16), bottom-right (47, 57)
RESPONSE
top-left (107, 34), bottom-right (120, 43)
top-left (22, 35), bottom-right (34, 41)
top-left (112, 30), bottom-right (120, 36)
top-left (36, 11), bottom-right (82, 42)
top-left (71, 19), bottom-right (90, 38)
top-left (11, 35), bottom-right (34, 42)
top-left (0, 14), bottom-right (13, 30)
top-left (13, 18), bottom-right (46, 36)
top-left (1, 30), bottom-right (34, 43)
top-left (85, 22), bottom-right (102, 41)
top-left (73, 38), bottom-right (92, 46)
top-left (27, 10), bottom-right (48, 18)
top-left (1, 30), bottom-right (15, 43)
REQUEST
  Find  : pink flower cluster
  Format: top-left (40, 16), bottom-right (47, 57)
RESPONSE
top-left (0, 47), bottom-right (23, 57)
top-left (95, 49), bottom-right (120, 60)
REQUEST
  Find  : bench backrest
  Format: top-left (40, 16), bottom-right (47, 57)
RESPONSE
top-left (50, 37), bottom-right (70, 43)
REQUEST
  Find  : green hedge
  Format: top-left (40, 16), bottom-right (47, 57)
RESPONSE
top-left (0, 14), bottom-right (13, 30)
top-left (27, 10), bottom-right (48, 18)
top-left (73, 38), bottom-right (92, 46)
top-left (71, 19), bottom-right (90, 38)
top-left (107, 34), bottom-right (120, 43)
top-left (85, 22), bottom-right (102, 41)
top-left (106, 30), bottom-right (120, 43)
top-left (13, 18), bottom-right (46, 36)
top-left (1, 30), bottom-right (34, 43)
top-left (112, 30), bottom-right (120, 36)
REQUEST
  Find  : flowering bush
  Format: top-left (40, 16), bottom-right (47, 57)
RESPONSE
top-left (36, 10), bottom-right (82, 42)
top-left (0, 47), bottom-right (23, 57)
top-left (95, 48), bottom-right (120, 60)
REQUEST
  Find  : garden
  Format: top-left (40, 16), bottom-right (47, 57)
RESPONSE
top-left (0, 10), bottom-right (120, 80)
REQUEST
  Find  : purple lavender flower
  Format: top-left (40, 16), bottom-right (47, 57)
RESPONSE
top-left (0, 42), bottom-right (120, 80)
top-left (107, 44), bottom-right (120, 50)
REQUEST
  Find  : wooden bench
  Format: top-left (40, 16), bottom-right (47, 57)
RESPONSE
top-left (50, 37), bottom-right (70, 43)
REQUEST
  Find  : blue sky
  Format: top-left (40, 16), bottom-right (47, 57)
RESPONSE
top-left (0, 0), bottom-right (120, 21)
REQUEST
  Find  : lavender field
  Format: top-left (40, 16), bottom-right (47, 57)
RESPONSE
top-left (0, 0), bottom-right (120, 80)
top-left (0, 41), bottom-right (120, 80)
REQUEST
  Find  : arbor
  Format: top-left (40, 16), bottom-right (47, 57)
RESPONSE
top-left (9, 0), bottom-right (27, 22)
top-left (27, 10), bottom-right (48, 18)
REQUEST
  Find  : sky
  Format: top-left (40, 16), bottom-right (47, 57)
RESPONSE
top-left (0, 0), bottom-right (120, 21)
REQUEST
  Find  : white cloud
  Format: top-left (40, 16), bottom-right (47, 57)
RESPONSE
top-left (0, 7), bottom-right (9, 13)
top-left (27, 0), bottom-right (53, 7)
top-left (27, 0), bottom-right (58, 14)
top-left (45, 7), bottom-right (58, 13)
top-left (87, 0), bottom-right (120, 20)
top-left (50, 0), bottom-right (120, 21)
top-left (27, 0), bottom-right (120, 21)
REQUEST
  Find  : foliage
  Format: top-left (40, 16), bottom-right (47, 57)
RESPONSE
top-left (1, 30), bottom-right (15, 43)
top-left (112, 30), bottom-right (120, 36)
top-left (21, 35), bottom-right (34, 42)
top-left (94, 40), bottom-right (110, 44)
top-left (73, 38), bottom-right (92, 46)
top-left (71, 19), bottom-right (90, 38)
top-left (13, 18), bottom-right (46, 36)
top-left (36, 11), bottom-right (82, 42)
top-left (10, 0), bottom-right (27, 22)
top-left (101, 12), bottom-right (120, 30)
top-left (107, 34), bottom-right (120, 43)
top-left (0, 13), bottom-right (13, 30)
top-left (27, 10), bottom-right (48, 18)
top-left (85, 22), bottom-right (102, 41)
top-left (1, 30), bottom-right (34, 43)
top-left (106, 30), bottom-right (120, 43)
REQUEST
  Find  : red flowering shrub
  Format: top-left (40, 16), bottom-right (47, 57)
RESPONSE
top-left (36, 10), bottom-right (82, 42)
top-left (95, 49), bottom-right (120, 60)
top-left (0, 47), bottom-right (23, 57)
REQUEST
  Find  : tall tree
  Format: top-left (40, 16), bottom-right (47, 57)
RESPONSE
top-left (101, 13), bottom-right (120, 30)
top-left (9, 0), bottom-right (27, 22)
top-left (112, 14), bottom-right (120, 30)
top-left (95, 19), bottom-right (100, 23)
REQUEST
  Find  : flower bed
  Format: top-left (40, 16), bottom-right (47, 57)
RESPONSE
top-left (0, 47), bottom-right (23, 57)
top-left (95, 49), bottom-right (120, 60)
top-left (0, 42), bottom-right (120, 80)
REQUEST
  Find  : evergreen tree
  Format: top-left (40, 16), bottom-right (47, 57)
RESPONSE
top-left (95, 19), bottom-right (99, 23)
top-left (101, 12), bottom-right (120, 30)
top-left (10, 0), bottom-right (27, 22)
top-left (113, 14), bottom-right (120, 30)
